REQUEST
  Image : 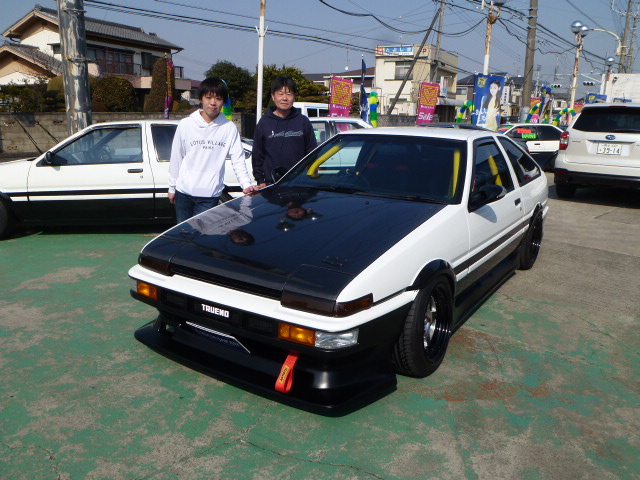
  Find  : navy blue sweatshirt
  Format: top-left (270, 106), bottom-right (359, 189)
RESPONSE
top-left (252, 107), bottom-right (318, 184)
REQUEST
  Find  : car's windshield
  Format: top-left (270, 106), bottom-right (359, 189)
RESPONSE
top-left (278, 134), bottom-right (467, 204)
top-left (573, 106), bottom-right (640, 133)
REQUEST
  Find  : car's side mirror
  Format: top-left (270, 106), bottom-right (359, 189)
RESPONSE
top-left (44, 151), bottom-right (53, 165)
top-left (469, 184), bottom-right (507, 211)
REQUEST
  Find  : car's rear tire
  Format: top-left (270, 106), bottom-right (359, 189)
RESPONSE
top-left (392, 277), bottom-right (453, 378)
top-left (0, 200), bottom-right (16, 240)
top-left (555, 183), bottom-right (576, 198)
top-left (519, 210), bottom-right (543, 270)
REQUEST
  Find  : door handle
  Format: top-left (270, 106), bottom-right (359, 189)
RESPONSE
top-left (128, 168), bottom-right (143, 173)
top-left (514, 198), bottom-right (521, 206)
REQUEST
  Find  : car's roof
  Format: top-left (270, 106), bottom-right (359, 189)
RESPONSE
top-left (579, 102), bottom-right (640, 108)
top-left (339, 126), bottom-right (499, 140)
top-left (307, 116), bottom-right (369, 123)
top-left (503, 123), bottom-right (562, 129)
top-left (91, 119), bottom-right (181, 126)
top-left (419, 122), bottom-right (490, 130)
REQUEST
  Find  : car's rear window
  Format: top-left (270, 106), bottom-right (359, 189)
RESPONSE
top-left (573, 106), bottom-right (640, 133)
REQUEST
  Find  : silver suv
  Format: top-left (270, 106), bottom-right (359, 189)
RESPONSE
top-left (554, 103), bottom-right (640, 198)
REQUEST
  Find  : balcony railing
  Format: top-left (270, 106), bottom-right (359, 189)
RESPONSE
top-left (93, 60), bottom-right (185, 78)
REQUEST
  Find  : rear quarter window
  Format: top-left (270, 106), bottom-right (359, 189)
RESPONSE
top-left (498, 137), bottom-right (541, 186)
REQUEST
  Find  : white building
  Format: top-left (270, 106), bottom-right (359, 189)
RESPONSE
top-left (373, 44), bottom-right (459, 117)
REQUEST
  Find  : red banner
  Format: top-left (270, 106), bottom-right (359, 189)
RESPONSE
top-left (416, 82), bottom-right (440, 124)
top-left (330, 77), bottom-right (353, 117)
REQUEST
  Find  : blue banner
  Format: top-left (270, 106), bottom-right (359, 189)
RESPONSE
top-left (473, 74), bottom-right (505, 131)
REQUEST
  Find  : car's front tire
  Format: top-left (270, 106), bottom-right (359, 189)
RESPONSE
top-left (555, 183), bottom-right (576, 198)
top-left (0, 200), bottom-right (16, 240)
top-left (392, 277), bottom-right (453, 377)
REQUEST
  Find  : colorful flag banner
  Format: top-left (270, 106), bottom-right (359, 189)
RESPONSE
top-left (416, 82), bottom-right (440, 124)
top-left (369, 91), bottom-right (379, 127)
top-left (360, 58), bottom-right (369, 123)
top-left (221, 79), bottom-right (233, 120)
top-left (330, 76), bottom-right (353, 117)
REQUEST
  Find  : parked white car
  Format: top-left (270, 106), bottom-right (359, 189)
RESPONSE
top-left (130, 127), bottom-right (548, 412)
top-left (554, 103), bottom-right (640, 198)
top-left (499, 123), bottom-right (564, 171)
top-left (308, 117), bottom-right (372, 143)
top-left (0, 120), bottom-right (253, 238)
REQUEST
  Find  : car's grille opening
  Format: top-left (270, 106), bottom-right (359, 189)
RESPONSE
top-left (244, 315), bottom-right (277, 336)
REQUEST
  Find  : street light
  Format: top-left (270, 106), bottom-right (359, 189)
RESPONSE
top-left (483, 0), bottom-right (507, 76)
top-left (569, 21), bottom-right (589, 111)
top-left (601, 56), bottom-right (615, 96)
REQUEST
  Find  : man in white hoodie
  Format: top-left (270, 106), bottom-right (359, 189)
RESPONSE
top-left (168, 77), bottom-right (258, 222)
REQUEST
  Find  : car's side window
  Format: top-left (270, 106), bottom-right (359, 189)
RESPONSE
top-left (151, 124), bottom-right (177, 162)
top-left (311, 121), bottom-right (330, 143)
top-left (540, 126), bottom-right (561, 141)
top-left (49, 126), bottom-right (143, 166)
top-left (508, 126), bottom-right (538, 141)
top-left (472, 139), bottom-right (515, 193)
top-left (336, 122), bottom-right (365, 132)
top-left (498, 137), bottom-right (541, 185)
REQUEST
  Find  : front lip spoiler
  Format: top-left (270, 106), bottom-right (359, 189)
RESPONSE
top-left (134, 319), bottom-right (397, 416)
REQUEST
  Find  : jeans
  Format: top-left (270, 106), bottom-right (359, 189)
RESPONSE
top-left (174, 191), bottom-right (219, 223)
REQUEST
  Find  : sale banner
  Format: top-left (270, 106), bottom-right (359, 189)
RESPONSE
top-left (416, 82), bottom-right (440, 124)
top-left (329, 77), bottom-right (353, 117)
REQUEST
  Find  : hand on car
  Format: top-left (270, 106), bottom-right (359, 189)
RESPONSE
top-left (242, 185), bottom-right (261, 194)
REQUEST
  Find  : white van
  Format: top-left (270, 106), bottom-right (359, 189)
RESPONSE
top-left (294, 102), bottom-right (329, 117)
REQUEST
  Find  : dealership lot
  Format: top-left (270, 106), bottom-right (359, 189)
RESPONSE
top-left (1, 176), bottom-right (638, 480)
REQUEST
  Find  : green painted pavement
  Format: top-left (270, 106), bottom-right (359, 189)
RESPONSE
top-left (1, 227), bottom-right (638, 479)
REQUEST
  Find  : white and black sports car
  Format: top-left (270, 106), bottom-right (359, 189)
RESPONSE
top-left (129, 127), bottom-right (548, 413)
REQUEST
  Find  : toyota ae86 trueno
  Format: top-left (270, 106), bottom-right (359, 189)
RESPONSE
top-left (129, 127), bottom-right (548, 413)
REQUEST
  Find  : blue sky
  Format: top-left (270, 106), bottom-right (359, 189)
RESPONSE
top-left (2, 0), bottom-right (635, 92)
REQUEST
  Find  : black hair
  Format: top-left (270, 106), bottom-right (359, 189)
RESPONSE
top-left (483, 80), bottom-right (502, 110)
top-left (198, 77), bottom-right (229, 102)
top-left (271, 76), bottom-right (298, 96)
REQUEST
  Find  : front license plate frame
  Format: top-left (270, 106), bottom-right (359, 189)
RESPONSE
top-left (186, 321), bottom-right (250, 354)
top-left (596, 143), bottom-right (621, 155)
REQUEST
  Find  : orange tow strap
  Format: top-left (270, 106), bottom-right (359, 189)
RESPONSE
top-left (275, 352), bottom-right (299, 393)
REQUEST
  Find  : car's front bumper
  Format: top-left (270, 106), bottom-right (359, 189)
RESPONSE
top-left (129, 268), bottom-right (414, 414)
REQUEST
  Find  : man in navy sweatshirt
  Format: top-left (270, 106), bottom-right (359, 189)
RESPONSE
top-left (252, 76), bottom-right (318, 187)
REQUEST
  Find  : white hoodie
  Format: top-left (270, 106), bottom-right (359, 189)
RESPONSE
top-left (169, 110), bottom-right (252, 197)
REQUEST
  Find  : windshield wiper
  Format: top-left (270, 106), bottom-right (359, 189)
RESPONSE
top-left (611, 128), bottom-right (640, 133)
top-left (353, 191), bottom-right (449, 204)
top-left (309, 184), bottom-right (367, 194)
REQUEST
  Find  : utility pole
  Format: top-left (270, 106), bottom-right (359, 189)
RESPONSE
top-left (521, 0), bottom-right (538, 121)
top-left (620, 0), bottom-right (634, 72)
top-left (430, 0), bottom-right (446, 83)
top-left (256, 0), bottom-right (267, 123)
top-left (57, 0), bottom-right (92, 135)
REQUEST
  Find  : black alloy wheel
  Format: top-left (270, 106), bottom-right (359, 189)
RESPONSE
top-left (392, 277), bottom-right (453, 378)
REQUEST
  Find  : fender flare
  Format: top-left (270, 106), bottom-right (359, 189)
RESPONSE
top-left (410, 259), bottom-right (456, 296)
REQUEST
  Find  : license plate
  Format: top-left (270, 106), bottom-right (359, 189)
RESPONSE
top-left (186, 321), bottom-right (250, 353)
top-left (597, 143), bottom-right (621, 155)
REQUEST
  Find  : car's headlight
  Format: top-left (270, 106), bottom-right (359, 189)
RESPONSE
top-left (139, 254), bottom-right (171, 275)
top-left (278, 322), bottom-right (358, 349)
top-left (280, 292), bottom-right (373, 316)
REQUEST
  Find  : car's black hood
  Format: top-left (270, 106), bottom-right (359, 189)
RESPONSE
top-left (142, 186), bottom-right (446, 297)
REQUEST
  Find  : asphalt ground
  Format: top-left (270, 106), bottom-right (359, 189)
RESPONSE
top-left (1, 175), bottom-right (638, 480)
